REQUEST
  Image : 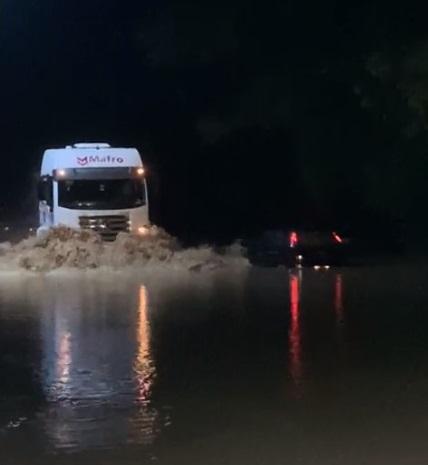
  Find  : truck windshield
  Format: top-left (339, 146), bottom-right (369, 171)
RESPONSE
top-left (58, 179), bottom-right (146, 210)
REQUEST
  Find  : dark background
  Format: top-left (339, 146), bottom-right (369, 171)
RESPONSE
top-left (1, 0), bottom-right (428, 244)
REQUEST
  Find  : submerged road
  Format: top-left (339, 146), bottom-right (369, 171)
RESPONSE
top-left (1, 265), bottom-right (428, 465)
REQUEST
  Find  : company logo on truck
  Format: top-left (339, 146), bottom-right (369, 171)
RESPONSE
top-left (77, 155), bottom-right (124, 166)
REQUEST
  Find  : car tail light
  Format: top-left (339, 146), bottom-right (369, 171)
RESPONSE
top-left (290, 231), bottom-right (298, 248)
top-left (332, 232), bottom-right (343, 244)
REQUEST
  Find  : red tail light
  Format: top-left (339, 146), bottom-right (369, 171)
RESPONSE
top-left (289, 231), bottom-right (298, 248)
top-left (332, 232), bottom-right (343, 244)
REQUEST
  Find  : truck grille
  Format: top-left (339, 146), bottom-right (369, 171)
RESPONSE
top-left (79, 215), bottom-right (129, 241)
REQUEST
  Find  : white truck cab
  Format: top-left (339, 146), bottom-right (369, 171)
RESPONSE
top-left (38, 143), bottom-right (149, 240)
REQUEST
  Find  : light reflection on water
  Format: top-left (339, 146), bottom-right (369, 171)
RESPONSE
top-left (56, 330), bottom-right (72, 388)
top-left (38, 278), bottom-right (158, 451)
top-left (0, 269), bottom-right (352, 456)
top-left (288, 271), bottom-right (302, 389)
top-left (131, 285), bottom-right (158, 444)
top-left (334, 273), bottom-right (344, 325)
top-left (287, 270), bottom-right (346, 395)
top-left (9, 266), bottom-right (428, 465)
top-left (134, 285), bottom-right (154, 405)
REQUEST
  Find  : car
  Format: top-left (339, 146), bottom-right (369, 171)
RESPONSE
top-left (244, 229), bottom-right (349, 267)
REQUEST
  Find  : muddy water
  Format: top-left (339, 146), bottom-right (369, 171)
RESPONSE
top-left (1, 265), bottom-right (428, 465)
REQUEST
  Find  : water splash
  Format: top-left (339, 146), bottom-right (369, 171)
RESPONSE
top-left (0, 226), bottom-right (248, 272)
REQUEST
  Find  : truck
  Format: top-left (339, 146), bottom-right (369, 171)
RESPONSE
top-left (38, 143), bottom-right (149, 240)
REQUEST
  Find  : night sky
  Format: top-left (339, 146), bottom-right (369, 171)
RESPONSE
top-left (1, 0), bottom-right (428, 242)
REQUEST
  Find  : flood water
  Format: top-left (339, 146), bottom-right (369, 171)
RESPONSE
top-left (1, 265), bottom-right (428, 465)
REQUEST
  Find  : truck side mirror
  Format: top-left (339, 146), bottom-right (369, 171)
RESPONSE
top-left (38, 176), bottom-right (53, 208)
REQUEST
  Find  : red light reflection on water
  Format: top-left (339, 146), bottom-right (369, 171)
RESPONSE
top-left (288, 273), bottom-right (302, 388)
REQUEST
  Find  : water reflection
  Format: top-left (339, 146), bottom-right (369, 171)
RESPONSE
top-left (134, 285), bottom-right (153, 404)
top-left (38, 278), bottom-right (158, 451)
top-left (288, 271), bottom-right (302, 389)
top-left (0, 269), bottom-right (358, 462)
top-left (287, 270), bottom-right (346, 393)
top-left (334, 273), bottom-right (344, 325)
top-left (131, 286), bottom-right (158, 446)
top-left (56, 330), bottom-right (72, 387)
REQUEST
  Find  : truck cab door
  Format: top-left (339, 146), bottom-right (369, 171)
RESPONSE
top-left (38, 176), bottom-right (53, 227)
